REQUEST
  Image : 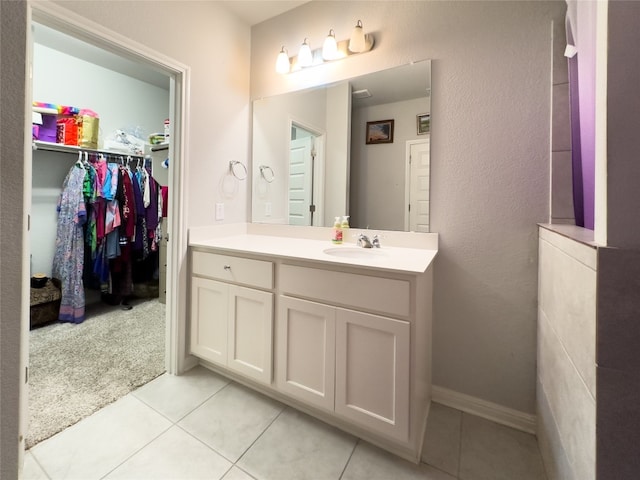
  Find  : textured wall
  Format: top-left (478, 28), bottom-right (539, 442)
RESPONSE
top-left (252, 1), bottom-right (566, 414)
top-left (1, 1), bottom-right (28, 477)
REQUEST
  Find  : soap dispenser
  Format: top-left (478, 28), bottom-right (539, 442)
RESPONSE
top-left (332, 216), bottom-right (343, 244)
top-left (341, 215), bottom-right (350, 238)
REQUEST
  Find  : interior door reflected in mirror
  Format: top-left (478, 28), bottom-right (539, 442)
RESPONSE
top-left (251, 60), bottom-right (431, 232)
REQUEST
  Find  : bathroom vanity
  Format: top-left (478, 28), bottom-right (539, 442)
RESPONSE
top-left (188, 224), bottom-right (437, 462)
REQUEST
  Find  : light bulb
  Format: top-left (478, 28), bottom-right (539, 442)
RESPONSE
top-left (322, 29), bottom-right (338, 60)
top-left (348, 20), bottom-right (366, 53)
top-left (298, 38), bottom-right (313, 67)
top-left (275, 46), bottom-right (290, 74)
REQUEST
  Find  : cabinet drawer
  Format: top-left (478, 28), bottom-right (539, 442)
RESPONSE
top-left (280, 264), bottom-right (410, 317)
top-left (192, 251), bottom-right (273, 289)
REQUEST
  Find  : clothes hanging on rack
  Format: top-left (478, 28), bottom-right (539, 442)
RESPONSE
top-left (52, 153), bottom-right (163, 322)
top-left (52, 164), bottom-right (87, 324)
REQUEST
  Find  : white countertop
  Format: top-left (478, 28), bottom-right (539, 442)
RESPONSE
top-left (189, 234), bottom-right (437, 274)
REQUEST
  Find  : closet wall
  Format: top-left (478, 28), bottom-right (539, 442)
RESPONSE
top-left (31, 35), bottom-right (170, 278)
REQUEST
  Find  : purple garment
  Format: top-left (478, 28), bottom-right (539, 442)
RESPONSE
top-left (145, 178), bottom-right (159, 231)
top-left (52, 165), bottom-right (87, 323)
top-left (131, 172), bottom-right (145, 251)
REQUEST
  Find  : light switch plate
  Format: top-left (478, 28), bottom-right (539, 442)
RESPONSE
top-left (215, 203), bottom-right (224, 220)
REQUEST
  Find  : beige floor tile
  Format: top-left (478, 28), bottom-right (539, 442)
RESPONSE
top-left (133, 365), bottom-right (230, 421)
top-left (29, 395), bottom-right (171, 480)
top-left (421, 402), bottom-right (462, 476)
top-left (237, 407), bottom-right (356, 480)
top-left (222, 466), bottom-right (257, 480)
top-left (459, 414), bottom-right (546, 480)
top-left (343, 441), bottom-right (456, 480)
top-left (179, 382), bottom-right (284, 462)
top-left (21, 451), bottom-right (49, 480)
top-left (105, 425), bottom-right (232, 479)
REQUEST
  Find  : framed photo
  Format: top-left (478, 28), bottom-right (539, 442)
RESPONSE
top-left (417, 113), bottom-right (430, 135)
top-left (366, 119), bottom-right (394, 144)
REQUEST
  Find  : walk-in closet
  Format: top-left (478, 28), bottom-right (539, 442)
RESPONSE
top-left (27, 22), bottom-right (172, 448)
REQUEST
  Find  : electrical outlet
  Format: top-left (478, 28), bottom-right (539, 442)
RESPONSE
top-left (265, 202), bottom-right (272, 217)
top-left (215, 203), bottom-right (224, 220)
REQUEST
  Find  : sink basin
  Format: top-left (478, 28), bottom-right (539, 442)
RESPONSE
top-left (323, 247), bottom-right (386, 260)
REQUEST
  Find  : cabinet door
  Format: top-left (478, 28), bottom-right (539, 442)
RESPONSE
top-left (227, 285), bottom-right (274, 385)
top-left (335, 309), bottom-right (410, 442)
top-left (190, 277), bottom-right (228, 366)
top-left (276, 296), bottom-right (336, 411)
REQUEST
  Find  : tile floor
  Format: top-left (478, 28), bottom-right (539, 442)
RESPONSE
top-left (23, 366), bottom-right (548, 480)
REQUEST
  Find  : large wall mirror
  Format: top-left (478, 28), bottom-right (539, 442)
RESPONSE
top-left (251, 60), bottom-right (431, 232)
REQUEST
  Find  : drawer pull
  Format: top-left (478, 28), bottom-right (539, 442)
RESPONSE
top-left (224, 265), bottom-right (231, 271)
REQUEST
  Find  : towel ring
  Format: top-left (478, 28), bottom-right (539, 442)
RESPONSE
top-left (229, 160), bottom-right (247, 180)
top-left (259, 165), bottom-right (275, 183)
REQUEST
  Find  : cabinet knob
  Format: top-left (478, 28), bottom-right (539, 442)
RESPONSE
top-left (223, 265), bottom-right (231, 271)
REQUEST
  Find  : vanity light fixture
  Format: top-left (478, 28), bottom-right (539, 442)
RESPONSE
top-left (349, 20), bottom-right (366, 52)
top-left (298, 38), bottom-right (313, 67)
top-left (322, 29), bottom-right (338, 60)
top-left (275, 46), bottom-right (290, 74)
top-left (275, 20), bottom-right (374, 74)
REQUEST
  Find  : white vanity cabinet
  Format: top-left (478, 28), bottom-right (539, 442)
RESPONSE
top-left (190, 250), bottom-right (274, 385)
top-left (277, 295), bottom-right (410, 441)
top-left (187, 231), bottom-right (435, 463)
top-left (277, 263), bottom-right (420, 445)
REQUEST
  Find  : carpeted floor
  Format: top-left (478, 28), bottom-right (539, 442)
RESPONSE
top-left (27, 298), bottom-right (166, 449)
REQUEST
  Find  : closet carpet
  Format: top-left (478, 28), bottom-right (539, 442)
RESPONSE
top-left (27, 298), bottom-right (165, 449)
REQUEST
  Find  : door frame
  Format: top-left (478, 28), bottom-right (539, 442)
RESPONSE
top-left (287, 117), bottom-right (326, 226)
top-left (404, 139), bottom-right (431, 232)
top-left (22, 0), bottom-right (190, 459)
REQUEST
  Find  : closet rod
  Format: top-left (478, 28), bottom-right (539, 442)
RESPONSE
top-left (33, 140), bottom-right (146, 159)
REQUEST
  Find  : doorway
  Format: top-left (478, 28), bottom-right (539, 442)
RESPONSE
top-left (23, 1), bottom-right (188, 458)
top-left (288, 122), bottom-right (325, 226)
top-left (405, 138), bottom-right (431, 232)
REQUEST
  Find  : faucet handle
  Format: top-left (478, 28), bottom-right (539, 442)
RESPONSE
top-left (372, 234), bottom-right (381, 248)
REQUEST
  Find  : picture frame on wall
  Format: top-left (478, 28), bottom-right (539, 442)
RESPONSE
top-left (417, 113), bottom-right (430, 135)
top-left (366, 119), bottom-right (394, 144)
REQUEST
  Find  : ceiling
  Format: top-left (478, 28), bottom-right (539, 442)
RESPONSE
top-left (221, 1), bottom-right (310, 26)
top-left (33, 2), bottom-right (309, 91)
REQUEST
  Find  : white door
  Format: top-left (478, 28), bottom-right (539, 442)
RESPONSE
top-left (228, 285), bottom-right (273, 384)
top-left (276, 296), bottom-right (336, 411)
top-left (190, 277), bottom-right (228, 367)
top-left (335, 308), bottom-right (410, 442)
top-left (289, 137), bottom-right (314, 225)
top-left (407, 139), bottom-right (430, 232)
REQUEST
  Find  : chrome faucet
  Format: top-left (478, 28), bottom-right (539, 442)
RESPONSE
top-left (357, 233), bottom-right (381, 248)
top-left (357, 233), bottom-right (373, 248)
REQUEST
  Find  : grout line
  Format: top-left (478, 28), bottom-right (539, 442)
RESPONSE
top-left (233, 401), bottom-right (287, 466)
top-left (338, 438), bottom-right (360, 480)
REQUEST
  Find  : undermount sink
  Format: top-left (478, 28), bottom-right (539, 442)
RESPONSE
top-left (323, 247), bottom-right (386, 260)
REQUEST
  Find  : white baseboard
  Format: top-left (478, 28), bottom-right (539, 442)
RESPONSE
top-left (431, 385), bottom-right (536, 434)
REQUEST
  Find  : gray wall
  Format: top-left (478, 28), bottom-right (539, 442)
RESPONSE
top-left (251, 1), bottom-right (566, 414)
top-left (1, 1), bottom-right (28, 477)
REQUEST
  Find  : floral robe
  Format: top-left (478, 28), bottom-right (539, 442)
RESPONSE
top-left (52, 165), bottom-right (87, 323)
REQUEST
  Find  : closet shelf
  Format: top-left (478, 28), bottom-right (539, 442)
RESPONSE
top-left (32, 140), bottom-right (146, 158)
top-left (150, 143), bottom-right (169, 152)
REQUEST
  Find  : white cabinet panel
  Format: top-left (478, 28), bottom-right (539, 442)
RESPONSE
top-left (190, 277), bottom-right (228, 366)
top-left (276, 296), bottom-right (335, 410)
top-left (335, 308), bottom-right (410, 442)
top-left (228, 285), bottom-right (273, 384)
top-left (190, 276), bottom-right (273, 385)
